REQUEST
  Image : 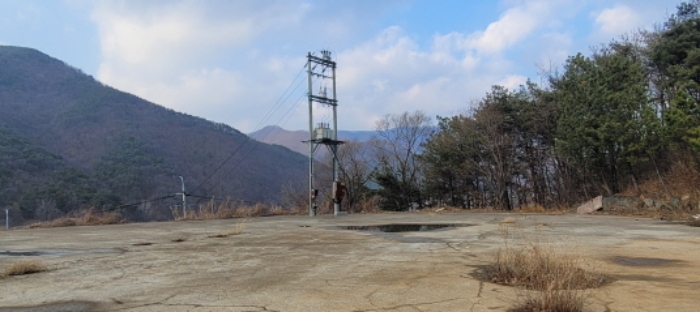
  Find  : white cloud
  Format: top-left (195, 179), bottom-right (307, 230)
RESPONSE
top-left (498, 75), bottom-right (527, 89)
top-left (593, 5), bottom-right (642, 36)
top-left (90, 1), bottom-right (310, 128)
top-left (464, 0), bottom-right (564, 55)
top-left (85, 0), bottom-right (667, 132)
top-left (335, 24), bottom-right (536, 129)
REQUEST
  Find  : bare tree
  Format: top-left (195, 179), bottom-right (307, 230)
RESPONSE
top-left (372, 111), bottom-right (433, 210)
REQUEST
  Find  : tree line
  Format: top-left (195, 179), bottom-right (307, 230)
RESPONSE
top-left (331, 1), bottom-right (700, 211)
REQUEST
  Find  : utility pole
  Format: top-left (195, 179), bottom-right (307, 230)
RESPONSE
top-left (178, 176), bottom-right (187, 218)
top-left (304, 50), bottom-right (344, 216)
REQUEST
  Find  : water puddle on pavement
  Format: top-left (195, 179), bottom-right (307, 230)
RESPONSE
top-left (342, 223), bottom-right (471, 233)
top-left (0, 249), bottom-right (122, 258)
top-left (612, 256), bottom-right (680, 266)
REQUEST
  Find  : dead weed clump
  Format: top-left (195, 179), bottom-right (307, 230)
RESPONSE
top-left (4, 260), bottom-right (48, 276)
top-left (209, 222), bottom-right (246, 238)
top-left (509, 289), bottom-right (586, 312)
top-left (484, 242), bottom-right (609, 312)
top-left (28, 209), bottom-right (124, 228)
top-left (489, 244), bottom-right (607, 290)
top-left (183, 199), bottom-right (305, 221)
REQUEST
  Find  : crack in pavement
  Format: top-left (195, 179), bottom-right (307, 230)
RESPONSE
top-left (469, 280), bottom-right (484, 312)
top-left (352, 298), bottom-right (467, 312)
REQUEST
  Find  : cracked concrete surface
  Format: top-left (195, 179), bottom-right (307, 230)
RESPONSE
top-left (0, 213), bottom-right (699, 311)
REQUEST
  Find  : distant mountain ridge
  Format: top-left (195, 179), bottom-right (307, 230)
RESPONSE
top-left (249, 125), bottom-right (376, 155)
top-left (0, 45), bottom-right (307, 222)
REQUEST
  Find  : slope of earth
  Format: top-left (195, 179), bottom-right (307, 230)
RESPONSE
top-left (0, 46), bottom-right (307, 217)
top-left (1, 213), bottom-right (699, 311)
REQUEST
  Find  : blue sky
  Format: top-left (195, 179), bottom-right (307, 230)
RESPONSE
top-left (0, 0), bottom-right (681, 132)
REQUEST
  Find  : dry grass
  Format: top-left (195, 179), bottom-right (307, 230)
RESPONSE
top-left (486, 242), bottom-right (607, 312)
top-left (518, 204), bottom-right (571, 214)
top-left (28, 209), bottom-right (123, 228)
top-left (209, 222), bottom-right (246, 238)
top-left (500, 217), bottom-right (518, 224)
top-left (509, 290), bottom-right (585, 312)
top-left (4, 260), bottom-right (48, 276)
top-left (181, 199), bottom-right (306, 221)
top-left (489, 244), bottom-right (607, 290)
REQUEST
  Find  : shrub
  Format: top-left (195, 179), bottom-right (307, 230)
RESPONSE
top-left (509, 290), bottom-right (585, 312)
top-left (489, 244), bottom-right (606, 290)
top-left (486, 243), bottom-right (608, 312)
top-left (4, 260), bottom-right (48, 276)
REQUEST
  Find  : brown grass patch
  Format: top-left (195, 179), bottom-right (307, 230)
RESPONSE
top-left (179, 199), bottom-right (306, 221)
top-left (485, 243), bottom-right (608, 312)
top-left (4, 260), bottom-right (48, 276)
top-left (518, 204), bottom-right (571, 214)
top-left (500, 217), bottom-right (518, 224)
top-left (509, 290), bottom-right (585, 312)
top-left (209, 222), bottom-right (246, 238)
top-left (488, 244), bottom-right (607, 290)
top-left (28, 209), bottom-right (124, 228)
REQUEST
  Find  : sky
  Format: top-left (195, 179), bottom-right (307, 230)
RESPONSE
top-left (0, 0), bottom-right (682, 132)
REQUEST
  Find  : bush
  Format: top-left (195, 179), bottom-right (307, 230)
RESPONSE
top-left (4, 260), bottom-right (47, 276)
top-left (489, 244), bottom-right (606, 290)
top-left (509, 290), bottom-right (585, 312)
top-left (487, 243), bottom-right (608, 312)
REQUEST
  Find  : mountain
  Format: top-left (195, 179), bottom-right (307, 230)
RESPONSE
top-left (0, 46), bottom-right (307, 221)
top-left (249, 125), bottom-right (376, 156)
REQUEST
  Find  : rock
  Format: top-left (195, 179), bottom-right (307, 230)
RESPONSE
top-left (576, 196), bottom-right (603, 214)
top-left (644, 198), bottom-right (655, 207)
top-left (670, 197), bottom-right (681, 207)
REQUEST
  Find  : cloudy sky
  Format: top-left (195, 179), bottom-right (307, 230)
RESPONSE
top-left (0, 0), bottom-right (680, 132)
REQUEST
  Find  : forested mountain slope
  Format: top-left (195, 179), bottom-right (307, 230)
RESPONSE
top-left (0, 46), bottom-right (306, 221)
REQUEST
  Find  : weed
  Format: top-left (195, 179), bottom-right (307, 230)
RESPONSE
top-left (209, 222), bottom-right (246, 238)
top-left (500, 217), bottom-right (517, 224)
top-left (485, 241), bottom-right (607, 312)
top-left (489, 243), bottom-right (606, 290)
top-left (509, 289), bottom-right (585, 312)
top-left (181, 199), bottom-right (305, 221)
top-left (28, 209), bottom-right (123, 228)
top-left (4, 260), bottom-right (48, 276)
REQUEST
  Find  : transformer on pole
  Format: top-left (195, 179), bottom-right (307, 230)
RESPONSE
top-left (304, 50), bottom-right (344, 216)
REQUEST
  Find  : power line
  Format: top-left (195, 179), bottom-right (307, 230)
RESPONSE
top-left (189, 64), bottom-right (308, 195)
top-left (201, 90), bottom-right (309, 196)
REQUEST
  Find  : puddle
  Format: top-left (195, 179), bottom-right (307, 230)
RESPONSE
top-left (0, 249), bottom-right (122, 258)
top-left (612, 256), bottom-right (680, 266)
top-left (342, 224), bottom-right (470, 233)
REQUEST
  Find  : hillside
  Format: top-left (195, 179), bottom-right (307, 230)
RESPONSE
top-left (249, 125), bottom-right (376, 155)
top-left (0, 46), bottom-right (307, 221)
